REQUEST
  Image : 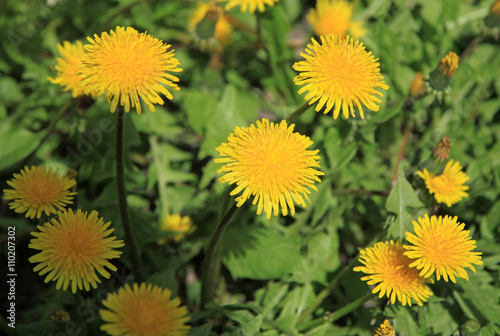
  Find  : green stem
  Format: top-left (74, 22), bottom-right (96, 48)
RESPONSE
top-left (330, 189), bottom-right (390, 197)
top-left (149, 136), bottom-right (169, 218)
top-left (296, 256), bottom-right (358, 325)
top-left (256, 11), bottom-right (263, 49)
top-left (23, 98), bottom-right (72, 165)
top-left (297, 293), bottom-right (377, 332)
top-left (286, 102), bottom-right (311, 124)
top-left (116, 108), bottom-right (145, 283)
top-left (201, 203), bottom-right (239, 307)
top-left (296, 226), bottom-right (389, 325)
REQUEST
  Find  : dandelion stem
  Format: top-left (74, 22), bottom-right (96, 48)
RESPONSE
top-left (149, 136), bottom-right (169, 218)
top-left (391, 123), bottom-right (412, 186)
top-left (286, 102), bottom-right (312, 124)
top-left (297, 292), bottom-right (377, 331)
top-left (223, 13), bottom-right (256, 36)
top-left (256, 11), bottom-right (263, 49)
top-left (201, 202), bottom-right (239, 307)
top-left (116, 108), bottom-right (145, 283)
top-left (297, 227), bottom-right (388, 325)
top-left (296, 256), bottom-right (358, 325)
top-left (23, 97), bottom-right (72, 165)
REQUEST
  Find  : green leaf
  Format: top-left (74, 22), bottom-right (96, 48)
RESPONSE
top-left (182, 89), bottom-right (218, 135)
top-left (385, 165), bottom-right (424, 240)
top-left (292, 229), bottom-right (340, 285)
top-left (199, 84), bottom-right (258, 159)
top-left (188, 323), bottom-right (214, 336)
top-left (323, 127), bottom-right (358, 173)
top-left (0, 119), bottom-right (43, 172)
top-left (222, 225), bottom-right (302, 280)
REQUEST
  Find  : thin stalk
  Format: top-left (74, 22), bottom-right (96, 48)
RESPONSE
top-left (286, 102), bottom-right (312, 124)
top-left (296, 227), bottom-right (388, 325)
top-left (297, 293), bottom-right (377, 332)
top-left (116, 108), bottom-right (145, 283)
top-left (391, 123), bottom-right (413, 186)
top-left (296, 256), bottom-right (358, 325)
top-left (223, 13), bottom-right (256, 36)
top-left (330, 189), bottom-right (390, 197)
top-left (256, 11), bottom-right (263, 49)
top-left (23, 98), bottom-right (72, 165)
top-left (201, 203), bottom-right (239, 307)
top-left (149, 136), bottom-right (169, 218)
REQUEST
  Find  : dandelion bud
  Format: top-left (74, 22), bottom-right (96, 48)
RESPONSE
top-left (428, 52), bottom-right (460, 92)
top-left (189, 1), bottom-right (233, 53)
top-left (484, 0), bottom-right (500, 28)
top-left (433, 135), bottom-right (450, 162)
top-left (373, 319), bottom-right (396, 336)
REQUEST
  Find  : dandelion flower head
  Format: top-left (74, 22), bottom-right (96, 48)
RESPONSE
top-left (79, 26), bottom-right (182, 114)
top-left (3, 166), bottom-right (77, 219)
top-left (404, 214), bottom-right (483, 283)
top-left (215, 118), bottom-right (324, 219)
top-left (354, 240), bottom-right (433, 306)
top-left (222, 0), bottom-right (279, 13)
top-left (373, 319), bottom-right (396, 336)
top-left (100, 283), bottom-right (190, 336)
top-left (47, 41), bottom-right (88, 98)
top-left (307, 0), bottom-right (365, 39)
top-left (293, 34), bottom-right (389, 119)
top-left (492, 0), bottom-right (500, 15)
top-left (158, 214), bottom-right (195, 243)
top-left (409, 71), bottom-right (426, 98)
top-left (417, 159), bottom-right (469, 207)
top-left (348, 20), bottom-right (367, 40)
top-left (29, 209), bottom-right (124, 293)
top-left (438, 51), bottom-right (460, 77)
top-left (188, 1), bottom-right (233, 52)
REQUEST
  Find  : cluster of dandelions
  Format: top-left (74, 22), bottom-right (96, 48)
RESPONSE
top-left (354, 214), bottom-right (483, 306)
top-left (213, 34), bottom-right (390, 216)
top-left (3, 165), bottom-right (191, 335)
top-left (48, 26), bottom-right (182, 115)
top-left (22, 25), bottom-right (193, 335)
top-left (3, 166), bottom-right (124, 292)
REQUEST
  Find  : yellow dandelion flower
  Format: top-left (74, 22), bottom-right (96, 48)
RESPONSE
top-left (438, 51), bottom-right (460, 77)
top-left (222, 0), bottom-right (279, 13)
top-left (29, 209), bottom-right (124, 293)
top-left (373, 319), bottom-right (396, 336)
top-left (215, 118), bottom-right (324, 219)
top-left (348, 20), bottom-right (367, 40)
top-left (307, 0), bottom-right (353, 37)
top-left (47, 41), bottom-right (87, 98)
top-left (409, 71), bottom-right (426, 98)
top-left (492, 0), bottom-right (500, 15)
top-left (100, 283), bottom-right (190, 336)
top-left (417, 159), bottom-right (469, 207)
top-left (354, 240), bottom-right (433, 306)
top-left (158, 214), bottom-right (196, 243)
top-left (293, 35), bottom-right (389, 119)
top-left (79, 26), bottom-right (182, 115)
top-left (189, 1), bottom-right (233, 53)
top-left (404, 214), bottom-right (483, 283)
top-left (3, 166), bottom-right (77, 219)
